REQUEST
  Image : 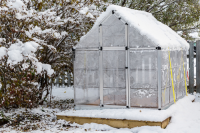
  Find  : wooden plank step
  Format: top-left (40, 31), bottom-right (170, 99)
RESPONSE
top-left (57, 115), bottom-right (171, 129)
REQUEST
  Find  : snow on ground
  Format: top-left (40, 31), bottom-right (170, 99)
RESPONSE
top-left (1, 87), bottom-right (200, 133)
top-left (51, 86), bottom-right (74, 101)
top-left (57, 95), bottom-right (195, 122)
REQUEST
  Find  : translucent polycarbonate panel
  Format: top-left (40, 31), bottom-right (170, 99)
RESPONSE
top-left (170, 51), bottom-right (175, 67)
top-left (128, 25), bottom-right (156, 48)
top-left (181, 80), bottom-right (187, 96)
top-left (103, 50), bottom-right (126, 106)
top-left (169, 86), bottom-right (174, 103)
top-left (161, 69), bottom-right (170, 88)
top-left (74, 87), bottom-right (100, 105)
top-left (129, 50), bottom-right (157, 108)
top-left (130, 70), bottom-right (157, 89)
top-left (129, 50), bottom-right (157, 89)
top-left (74, 51), bottom-right (100, 105)
top-left (161, 50), bottom-right (188, 106)
top-left (176, 81), bottom-right (183, 98)
top-left (172, 67), bottom-right (177, 100)
top-left (130, 89), bottom-right (158, 107)
top-left (74, 51), bottom-right (99, 69)
top-left (102, 15), bottom-right (119, 26)
top-left (103, 88), bottom-right (126, 105)
top-left (103, 70), bottom-right (125, 88)
top-left (161, 51), bottom-right (169, 70)
top-left (102, 15), bottom-right (125, 47)
top-left (74, 70), bottom-right (86, 87)
top-left (162, 87), bottom-right (170, 107)
top-left (176, 56), bottom-right (184, 99)
top-left (76, 26), bottom-right (99, 48)
top-left (103, 50), bottom-right (126, 69)
top-left (161, 51), bottom-right (170, 90)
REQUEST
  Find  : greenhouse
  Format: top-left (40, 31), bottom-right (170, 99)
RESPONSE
top-left (73, 5), bottom-right (189, 110)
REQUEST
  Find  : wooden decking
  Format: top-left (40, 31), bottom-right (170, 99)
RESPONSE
top-left (57, 115), bottom-right (171, 129)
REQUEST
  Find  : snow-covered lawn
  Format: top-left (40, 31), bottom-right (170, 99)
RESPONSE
top-left (51, 86), bottom-right (74, 101)
top-left (0, 87), bottom-right (200, 133)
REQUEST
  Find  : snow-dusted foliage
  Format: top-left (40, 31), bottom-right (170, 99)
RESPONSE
top-left (0, 0), bottom-right (104, 108)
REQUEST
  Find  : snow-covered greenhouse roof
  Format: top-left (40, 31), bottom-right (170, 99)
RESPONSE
top-left (77, 5), bottom-right (189, 50)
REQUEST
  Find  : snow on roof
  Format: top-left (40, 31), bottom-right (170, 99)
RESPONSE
top-left (80, 5), bottom-right (189, 50)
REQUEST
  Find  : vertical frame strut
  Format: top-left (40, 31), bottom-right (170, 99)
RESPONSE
top-left (73, 48), bottom-right (76, 106)
top-left (157, 47), bottom-right (162, 110)
top-left (99, 25), bottom-right (103, 107)
top-left (125, 24), bottom-right (130, 108)
top-left (125, 24), bottom-right (129, 107)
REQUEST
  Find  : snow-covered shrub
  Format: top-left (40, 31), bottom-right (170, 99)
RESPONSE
top-left (0, 40), bottom-right (48, 108)
top-left (0, 0), bottom-right (104, 109)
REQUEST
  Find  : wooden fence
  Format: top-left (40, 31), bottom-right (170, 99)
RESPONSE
top-left (53, 72), bottom-right (73, 87)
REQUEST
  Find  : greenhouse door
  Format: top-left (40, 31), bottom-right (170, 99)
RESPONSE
top-left (99, 15), bottom-right (129, 107)
top-left (102, 49), bottom-right (127, 107)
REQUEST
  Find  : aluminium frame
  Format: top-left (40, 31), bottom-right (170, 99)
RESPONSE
top-left (73, 11), bottom-right (169, 110)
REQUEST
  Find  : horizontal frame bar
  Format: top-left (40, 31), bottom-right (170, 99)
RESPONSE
top-left (129, 47), bottom-right (156, 50)
top-left (75, 48), bottom-right (99, 51)
top-left (102, 105), bottom-right (127, 109)
top-left (75, 105), bottom-right (101, 110)
top-left (103, 47), bottom-right (126, 50)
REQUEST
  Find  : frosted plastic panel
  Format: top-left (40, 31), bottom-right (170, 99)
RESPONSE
top-left (74, 70), bottom-right (86, 87)
top-left (102, 15), bottom-right (125, 47)
top-left (76, 26), bottom-right (99, 48)
top-left (162, 69), bottom-right (170, 89)
top-left (130, 89), bottom-right (158, 107)
top-left (103, 50), bottom-right (125, 69)
top-left (103, 88), bottom-right (126, 105)
top-left (75, 88), bottom-right (100, 105)
top-left (161, 51), bottom-right (170, 89)
top-left (128, 25), bottom-right (156, 48)
top-left (74, 51), bottom-right (99, 69)
top-left (162, 87), bottom-right (170, 106)
top-left (176, 81), bottom-right (182, 98)
top-left (74, 51), bottom-right (100, 105)
top-left (103, 70), bottom-right (125, 88)
top-left (129, 50), bottom-right (157, 108)
top-left (130, 50), bottom-right (157, 89)
top-left (169, 86), bottom-right (174, 102)
top-left (103, 50), bottom-right (126, 106)
top-left (161, 49), bottom-right (187, 107)
top-left (102, 15), bottom-right (119, 26)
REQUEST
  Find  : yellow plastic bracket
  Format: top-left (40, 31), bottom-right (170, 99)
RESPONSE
top-left (168, 50), bottom-right (176, 103)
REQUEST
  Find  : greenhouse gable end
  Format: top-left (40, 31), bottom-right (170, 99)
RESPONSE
top-left (73, 5), bottom-right (189, 110)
